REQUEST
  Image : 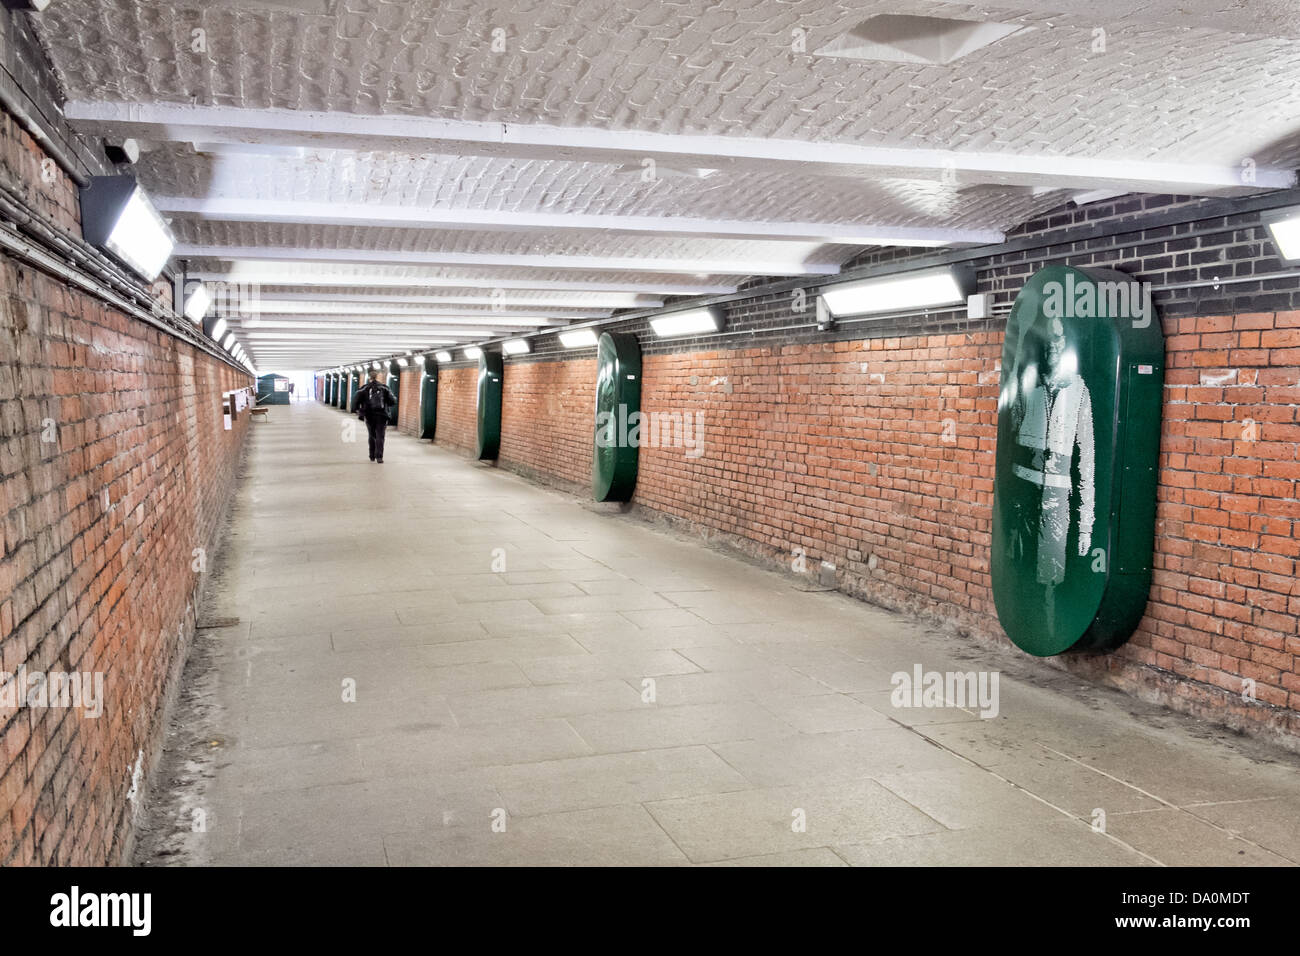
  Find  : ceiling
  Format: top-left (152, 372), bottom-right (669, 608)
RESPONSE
top-left (26, 0), bottom-right (1300, 369)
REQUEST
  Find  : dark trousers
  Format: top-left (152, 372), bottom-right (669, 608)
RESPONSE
top-left (364, 412), bottom-right (388, 460)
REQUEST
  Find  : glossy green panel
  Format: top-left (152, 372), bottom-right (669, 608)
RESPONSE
top-left (387, 362), bottom-right (401, 426)
top-left (347, 371), bottom-right (359, 412)
top-left (991, 265), bottom-right (1164, 656)
top-left (475, 351), bottom-right (503, 460)
top-left (592, 332), bottom-right (643, 502)
top-left (420, 358), bottom-right (438, 440)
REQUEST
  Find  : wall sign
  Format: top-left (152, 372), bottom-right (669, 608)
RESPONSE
top-left (991, 265), bottom-right (1165, 656)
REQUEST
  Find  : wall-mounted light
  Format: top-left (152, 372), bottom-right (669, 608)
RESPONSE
top-left (820, 265), bottom-right (976, 318)
top-left (463, 346), bottom-right (483, 360)
top-left (435, 350), bottom-right (453, 363)
top-left (650, 307), bottom-right (722, 338)
top-left (222, 333), bottom-right (237, 351)
top-left (210, 317), bottom-right (228, 341)
top-left (1263, 206), bottom-right (1300, 265)
top-left (559, 328), bottom-right (599, 348)
top-left (396, 356), bottom-right (409, 367)
top-left (502, 338), bottom-right (530, 355)
top-left (371, 362), bottom-right (382, 370)
top-left (183, 282), bottom-right (211, 323)
top-left (78, 176), bottom-right (175, 281)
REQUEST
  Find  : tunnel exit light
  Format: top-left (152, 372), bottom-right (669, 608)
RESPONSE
top-left (78, 176), bottom-right (175, 281)
top-left (1264, 207), bottom-right (1300, 264)
top-left (820, 265), bottom-right (975, 318)
top-left (649, 307), bottom-right (722, 337)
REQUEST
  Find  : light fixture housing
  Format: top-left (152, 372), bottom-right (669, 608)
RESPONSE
top-left (502, 338), bottom-right (530, 355)
top-left (210, 317), bottom-right (228, 341)
top-left (435, 350), bottom-right (453, 363)
top-left (183, 281), bottom-right (211, 323)
top-left (222, 333), bottom-right (237, 350)
top-left (649, 307), bottom-right (722, 338)
top-left (559, 328), bottom-right (600, 348)
top-left (462, 346), bottom-right (483, 360)
top-left (396, 356), bottom-right (409, 367)
top-left (820, 265), bottom-right (976, 318)
top-left (1263, 206), bottom-right (1300, 265)
top-left (78, 176), bottom-right (175, 281)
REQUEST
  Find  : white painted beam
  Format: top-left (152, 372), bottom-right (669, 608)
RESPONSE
top-left (67, 100), bottom-right (1294, 196)
top-left (173, 243), bottom-right (842, 277)
top-left (230, 293), bottom-right (656, 310)
top-left (189, 267), bottom-right (733, 295)
top-left (158, 196), bottom-right (1001, 246)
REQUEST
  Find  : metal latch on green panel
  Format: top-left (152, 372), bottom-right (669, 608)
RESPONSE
top-left (475, 351), bottom-right (503, 460)
top-left (991, 265), bottom-right (1164, 656)
top-left (592, 332), bottom-right (643, 502)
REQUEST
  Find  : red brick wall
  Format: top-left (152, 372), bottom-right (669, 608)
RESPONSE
top-left (435, 367), bottom-right (479, 454)
top-left (499, 358), bottom-right (596, 488)
top-left (0, 107), bottom-right (254, 864)
top-left (443, 316), bottom-right (1299, 741)
top-left (397, 368), bottom-right (421, 436)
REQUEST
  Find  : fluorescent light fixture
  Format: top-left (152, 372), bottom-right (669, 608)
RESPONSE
top-left (820, 265), bottom-right (976, 318)
top-left (559, 328), bottom-right (599, 348)
top-left (462, 346), bottom-right (483, 360)
top-left (413, 353), bottom-right (425, 365)
top-left (1263, 206), bottom-right (1300, 265)
top-left (502, 338), bottom-right (530, 355)
top-left (210, 317), bottom-right (228, 340)
top-left (78, 176), bottom-right (175, 281)
top-left (435, 350), bottom-right (453, 363)
top-left (396, 357), bottom-right (409, 367)
top-left (650, 307), bottom-right (722, 338)
top-left (183, 282), bottom-right (211, 323)
top-left (222, 333), bottom-right (237, 350)
top-left (372, 362), bottom-right (382, 370)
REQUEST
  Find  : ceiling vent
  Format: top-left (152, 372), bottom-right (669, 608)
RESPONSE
top-left (814, 14), bottom-right (1028, 65)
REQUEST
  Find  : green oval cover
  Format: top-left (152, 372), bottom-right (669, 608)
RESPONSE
top-left (386, 362), bottom-right (401, 426)
top-left (420, 358), bottom-right (438, 440)
top-left (475, 351), bottom-right (503, 460)
top-left (992, 264), bottom-right (1164, 656)
top-left (592, 332), bottom-right (643, 502)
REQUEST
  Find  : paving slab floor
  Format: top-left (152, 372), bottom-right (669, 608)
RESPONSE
top-left (133, 402), bottom-right (1300, 866)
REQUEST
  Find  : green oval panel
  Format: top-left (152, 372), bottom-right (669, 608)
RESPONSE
top-left (992, 264), bottom-right (1164, 656)
top-left (387, 362), bottom-right (401, 426)
top-left (592, 332), bottom-right (643, 502)
top-left (475, 351), bottom-right (503, 460)
top-left (420, 356), bottom-right (438, 440)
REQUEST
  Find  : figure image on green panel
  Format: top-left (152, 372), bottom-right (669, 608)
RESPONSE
top-left (420, 356), bottom-right (438, 440)
top-left (386, 362), bottom-right (401, 426)
top-left (475, 351), bottom-right (503, 460)
top-left (991, 265), bottom-right (1164, 657)
top-left (592, 332), bottom-right (643, 502)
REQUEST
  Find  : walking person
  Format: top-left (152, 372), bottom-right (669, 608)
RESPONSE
top-left (355, 369), bottom-right (396, 463)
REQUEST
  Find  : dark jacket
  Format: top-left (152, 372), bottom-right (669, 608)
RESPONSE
top-left (355, 381), bottom-right (396, 417)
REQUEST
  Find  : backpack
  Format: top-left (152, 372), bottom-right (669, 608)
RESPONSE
top-left (361, 383), bottom-right (387, 413)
